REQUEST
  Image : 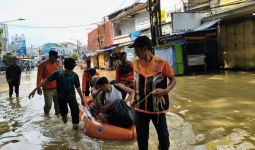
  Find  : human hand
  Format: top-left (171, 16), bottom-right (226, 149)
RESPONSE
top-left (80, 96), bottom-right (86, 106)
top-left (152, 88), bottom-right (167, 97)
top-left (29, 89), bottom-right (36, 99)
top-left (37, 88), bottom-right (42, 95)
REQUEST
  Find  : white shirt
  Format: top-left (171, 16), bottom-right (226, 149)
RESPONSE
top-left (105, 85), bottom-right (122, 104)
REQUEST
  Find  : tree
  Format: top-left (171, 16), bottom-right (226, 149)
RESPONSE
top-left (70, 54), bottom-right (78, 60)
top-left (3, 53), bottom-right (13, 66)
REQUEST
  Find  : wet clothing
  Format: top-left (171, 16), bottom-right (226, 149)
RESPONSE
top-left (116, 61), bottom-right (134, 88)
top-left (58, 95), bottom-right (79, 124)
top-left (6, 65), bottom-right (22, 97)
top-left (37, 60), bottom-right (59, 115)
top-left (6, 65), bottom-right (22, 83)
top-left (43, 89), bottom-right (60, 115)
top-left (135, 112), bottom-right (169, 150)
top-left (8, 81), bottom-right (20, 97)
top-left (133, 56), bottom-right (174, 150)
top-left (37, 60), bottom-right (58, 90)
top-left (105, 85), bottom-right (122, 104)
top-left (47, 70), bottom-right (81, 124)
top-left (47, 70), bottom-right (80, 97)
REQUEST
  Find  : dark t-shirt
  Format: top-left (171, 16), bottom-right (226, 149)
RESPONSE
top-left (6, 65), bottom-right (22, 82)
top-left (47, 70), bottom-right (80, 96)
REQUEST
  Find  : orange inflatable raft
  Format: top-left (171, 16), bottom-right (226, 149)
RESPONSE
top-left (80, 96), bottom-right (136, 140)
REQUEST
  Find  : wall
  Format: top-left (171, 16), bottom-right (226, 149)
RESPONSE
top-left (211, 0), bottom-right (254, 14)
top-left (220, 19), bottom-right (255, 69)
top-left (87, 21), bottom-right (113, 51)
top-left (87, 29), bottom-right (99, 51)
top-left (113, 18), bottom-right (135, 37)
top-left (135, 10), bottom-right (150, 31)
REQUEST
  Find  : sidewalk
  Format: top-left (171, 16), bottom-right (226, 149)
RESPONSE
top-left (0, 71), bottom-right (6, 75)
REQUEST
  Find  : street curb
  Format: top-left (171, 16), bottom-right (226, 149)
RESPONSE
top-left (0, 71), bottom-right (6, 75)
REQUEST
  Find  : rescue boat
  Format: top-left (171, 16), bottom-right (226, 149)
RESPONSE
top-left (80, 96), bottom-right (136, 140)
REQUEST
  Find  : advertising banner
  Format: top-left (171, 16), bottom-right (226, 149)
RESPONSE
top-left (11, 34), bottom-right (27, 55)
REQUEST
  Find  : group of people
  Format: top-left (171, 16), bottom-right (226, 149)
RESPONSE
top-left (26, 36), bottom-right (176, 150)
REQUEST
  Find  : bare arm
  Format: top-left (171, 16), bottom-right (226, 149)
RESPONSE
top-left (76, 87), bottom-right (86, 106)
top-left (115, 83), bottom-right (135, 102)
top-left (166, 77), bottom-right (176, 93)
top-left (29, 79), bottom-right (49, 99)
top-left (153, 76), bottom-right (176, 97)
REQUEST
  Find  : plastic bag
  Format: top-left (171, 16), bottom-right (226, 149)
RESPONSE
top-left (107, 100), bottom-right (134, 128)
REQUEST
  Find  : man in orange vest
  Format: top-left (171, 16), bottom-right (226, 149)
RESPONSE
top-left (37, 50), bottom-right (60, 115)
top-left (82, 68), bottom-right (99, 96)
top-left (130, 36), bottom-right (176, 150)
top-left (115, 51), bottom-right (134, 100)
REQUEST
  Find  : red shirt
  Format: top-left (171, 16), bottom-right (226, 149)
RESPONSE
top-left (37, 60), bottom-right (59, 90)
top-left (116, 61), bottom-right (134, 88)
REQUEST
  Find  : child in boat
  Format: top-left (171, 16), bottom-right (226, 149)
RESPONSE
top-left (94, 77), bottom-right (134, 127)
top-left (29, 58), bottom-right (85, 130)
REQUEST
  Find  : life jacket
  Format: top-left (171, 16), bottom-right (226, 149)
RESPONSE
top-left (133, 56), bottom-right (174, 114)
top-left (116, 61), bottom-right (134, 87)
top-left (118, 62), bottom-right (133, 75)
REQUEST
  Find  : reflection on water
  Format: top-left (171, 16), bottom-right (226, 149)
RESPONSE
top-left (0, 69), bottom-right (255, 149)
top-left (171, 71), bottom-right (255, 143)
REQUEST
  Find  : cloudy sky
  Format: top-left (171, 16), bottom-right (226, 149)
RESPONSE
top-left (0, 0), bottom-right (144, 47)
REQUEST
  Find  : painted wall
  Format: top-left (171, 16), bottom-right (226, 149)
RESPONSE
top-left (135, 10), bottom-right (150, 31)
top-left (87, 21), bottom-right (113, 51)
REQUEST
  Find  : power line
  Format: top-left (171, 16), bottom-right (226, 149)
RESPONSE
top-left (6, 24), bottom-right (91, 29)
top-left (114, 0), bottom-right (128, 11)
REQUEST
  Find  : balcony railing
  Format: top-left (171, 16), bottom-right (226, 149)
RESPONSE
top-left (188, 0), bottom-right (211, 7)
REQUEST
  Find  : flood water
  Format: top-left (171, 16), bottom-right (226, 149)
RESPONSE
top-left (171, 71), bottom-right (255, 143)
top-left (0, 69), bottom-right (254, 149)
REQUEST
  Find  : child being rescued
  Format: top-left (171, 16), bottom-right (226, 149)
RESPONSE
top-left (92, 77), bottom-right (135, 128)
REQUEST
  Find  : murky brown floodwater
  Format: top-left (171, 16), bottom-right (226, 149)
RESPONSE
top-left (0, 69), bottom-right (254, 149)
top-left (170, 71), bottom-right (255, 143)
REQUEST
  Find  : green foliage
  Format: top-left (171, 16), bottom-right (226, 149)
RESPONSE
top-left (0, 28), bottom-right (3, 36)
top-left (0, 41), bottom-right (2, 54)
top-left (2, 53), bottom-right (13, 66)
top-left (70, 54), bottom-right (78, 60)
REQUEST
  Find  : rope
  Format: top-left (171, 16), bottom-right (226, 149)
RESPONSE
top-left (133, 91), bottom-right (154, 108)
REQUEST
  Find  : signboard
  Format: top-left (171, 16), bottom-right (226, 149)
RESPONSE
top-left (160, 0), bottom-right (184, 23)
top-left (172, 12), bottom-right (209, 33)
top-left (11, 34), bottom-right (27, 55)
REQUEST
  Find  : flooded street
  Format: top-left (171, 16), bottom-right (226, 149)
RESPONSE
top-left (171, 71), bottom-right (255, 147)
top-left (0, 69), bottom-right (255, 149)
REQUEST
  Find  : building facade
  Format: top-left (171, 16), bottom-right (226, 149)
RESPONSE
top-left (60, 42), bottom-right (77, 56)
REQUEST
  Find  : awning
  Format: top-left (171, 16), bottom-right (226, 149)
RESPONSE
top-left (118, 41), bottom-right (133, 47)
top-left (194, 19), bottom-right (221, 31)
top-left (84, 51), bottom-right (98, 57)
top-left (96, 46), bottom-right (117, 53)
top-left (129, 31), bottom-right (141, 41)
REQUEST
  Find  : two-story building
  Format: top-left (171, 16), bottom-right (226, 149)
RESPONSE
top-left (60, 42), bottom-right (77, 57)
top-left (87, 20), bottom-right (114, 69)
top-left (43, 43), bottom-right (63, 56)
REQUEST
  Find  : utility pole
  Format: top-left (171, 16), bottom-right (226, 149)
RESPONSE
top-left (148, 0), bottom-right (162, 47)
